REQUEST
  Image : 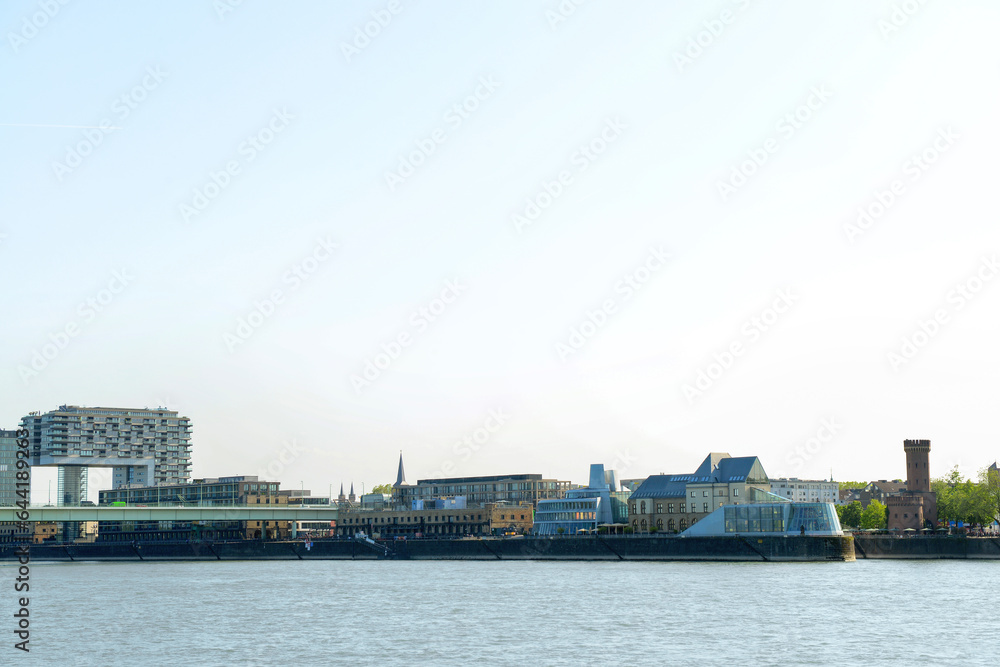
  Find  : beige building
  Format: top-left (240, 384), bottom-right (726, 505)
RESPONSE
top-left (628, 453), bottom-right (770, 533)
top-left (338, 502), bottom-right (533, 538)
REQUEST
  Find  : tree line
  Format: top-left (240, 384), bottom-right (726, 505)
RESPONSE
top-left (835, 466), bottom-right (1000, 529)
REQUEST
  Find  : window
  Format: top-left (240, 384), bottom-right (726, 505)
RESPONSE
top-left (668, 504), bottom-right (674, 514)
top-left (656, 503), bottom-right (663, 514)
top-left (656, 519), bottom-right (663, 530)
top-left (640, 519), bottom-right (647, 531)
top-left (734, 488), bottom-right (739, 496)
top-left (703, 502), bottom-right (709, 513)
top-left (703, 491), bottom-right (708, 497)
top-left (679, 518), bottom-right (687, 530)
top-left (668, 519), bottom-right (675, 531)
top-left (680, 503), bottom-right (686, 513)
top-left (640, 501), bottom-right (646, 514)
top-left (631, 504), bottom-right (636, 514)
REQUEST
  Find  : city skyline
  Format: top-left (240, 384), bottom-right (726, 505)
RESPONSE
top-left (3, 2), bottom-right (1000, 502)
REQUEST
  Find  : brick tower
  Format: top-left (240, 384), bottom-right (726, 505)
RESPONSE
top-left (904, 439), bottom-right (931, 493)
top-left (888, 439), bottom-right (937, 531)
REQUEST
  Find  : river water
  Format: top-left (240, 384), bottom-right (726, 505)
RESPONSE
top-left (4, 559), bottom-right (995, 666)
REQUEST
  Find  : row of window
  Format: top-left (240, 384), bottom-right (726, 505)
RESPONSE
top-left (343, 514), bottom-right (488, 524)
top-left (631, 501), bottom-right (716, 515)
top-left (632, 518), bottom-right (691, 531)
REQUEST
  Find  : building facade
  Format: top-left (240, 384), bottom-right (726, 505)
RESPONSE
top-left (97, 475), bottom-right (288, 542)
top-left (394, 473), bottom-right (571, 508)
top-left (534, 464), bottom-right (631, 535)
top-left (860, 480), bottom-right (906, 508)
top-left (0, 429), bottom-right (19, 508)
top-left (337, 502), bottom-right (533, 538)
top-left (628, 453), bottom-right (770, 533)
top-left (21, 405), bottom-right (193, 506)
top-left (770, 478), bottom-right (839, 504)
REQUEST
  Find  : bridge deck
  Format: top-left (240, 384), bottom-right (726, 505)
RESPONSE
top-left (0, 506), bottom-right (340, 522)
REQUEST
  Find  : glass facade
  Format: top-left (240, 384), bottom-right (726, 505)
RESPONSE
top-left (722, 502), bottom-right (839, 534)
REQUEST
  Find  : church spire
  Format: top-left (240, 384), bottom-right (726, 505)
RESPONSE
top-left (394, 450), bottom-right (407, 487)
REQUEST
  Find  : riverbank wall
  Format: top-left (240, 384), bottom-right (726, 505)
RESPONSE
top-left (0, 534), bottom-right (853, 562)
top-left (853, 535), bottom-right (1000, 559)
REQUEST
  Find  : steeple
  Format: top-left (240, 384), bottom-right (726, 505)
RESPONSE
top-left (394, 450), bottom-right (407, 487)
top-left (348, 482), bottom-right (355, 502)
top-left (338, 483), bottom-right (345, 501)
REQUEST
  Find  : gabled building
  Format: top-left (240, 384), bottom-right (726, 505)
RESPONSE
top-left (628, 453), bottom-right (770, 533)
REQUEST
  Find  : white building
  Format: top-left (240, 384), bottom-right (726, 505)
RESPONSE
top-left (769, 478), bottom-right (839, 504)
top-left (21, 405), bottom-right (193, 505)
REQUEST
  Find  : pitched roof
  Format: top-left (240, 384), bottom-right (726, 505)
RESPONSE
top-left (629, 475), bottom-right (688, 499)
top-left (629, 454), bottom-right (768, 499)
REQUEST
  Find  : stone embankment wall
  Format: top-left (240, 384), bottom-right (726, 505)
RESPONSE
top-left (0, 535), bottom-right (854, 562)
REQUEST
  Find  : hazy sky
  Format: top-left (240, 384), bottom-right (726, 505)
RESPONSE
top-left (3, 1), bottom-right (999, 502)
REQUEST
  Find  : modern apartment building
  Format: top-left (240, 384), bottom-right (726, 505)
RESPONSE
top-left (770, 478), bottom-right (839, 504)
top-left (0, 429), bottom-right (22, 544)
top-left (0, 429), bottom-right (19, 507)
top-left (21, 405), bottom-right (193, 505)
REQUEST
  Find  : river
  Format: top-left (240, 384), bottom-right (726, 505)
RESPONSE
top-left (4, 559), bottom-right (995, 665)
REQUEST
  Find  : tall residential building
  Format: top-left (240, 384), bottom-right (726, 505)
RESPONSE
top-left (21, 405), bottom-right (193, 505)
top-left (0, 429), bottom-right (19, 507)
top-left (0, 429), bottom-right (22, 544)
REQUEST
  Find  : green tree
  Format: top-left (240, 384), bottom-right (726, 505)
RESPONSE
top-left (838, 481), bottom-right (868, 490)
top-left (979, 466), bottom-right (1000, 526)
top-left (860, 499), bottom-right (887, 529)
top-left (836, 501), bottom-right (863, 528)
top-left (370, 483), bottom-right (393, 495)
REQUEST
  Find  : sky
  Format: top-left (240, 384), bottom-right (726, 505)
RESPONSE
top-left (3, 1), bottom-right (999, 502)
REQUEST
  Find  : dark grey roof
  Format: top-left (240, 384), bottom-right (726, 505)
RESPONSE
top-left (629, 475), bottom-right (688, 499)
top-left (629, 455), bottom-right (768, 499)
